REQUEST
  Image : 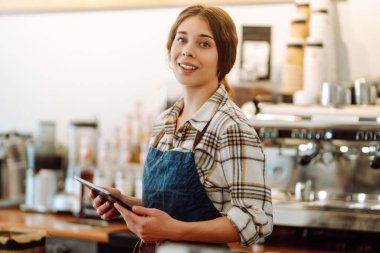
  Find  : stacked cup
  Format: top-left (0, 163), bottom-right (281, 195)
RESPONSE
top-left (282, 0), bottom-right (338, 106)
top-left (281, 0), bottom-right (310, 99)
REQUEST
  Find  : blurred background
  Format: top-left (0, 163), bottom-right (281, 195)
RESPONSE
top-left (0, 0), bottom-right (379, 143)
top-left (1, 1), bottom-right (380, 252)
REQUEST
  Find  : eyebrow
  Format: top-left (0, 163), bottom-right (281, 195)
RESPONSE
top-left (177, 31), bottom-right (214, 40)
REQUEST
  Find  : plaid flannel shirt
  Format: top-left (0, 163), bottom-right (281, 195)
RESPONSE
top-left (149, 84), bottom-right (273, 247)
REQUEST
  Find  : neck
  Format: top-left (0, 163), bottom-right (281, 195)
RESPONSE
top-left (180, 82), bottom-right (219, 118)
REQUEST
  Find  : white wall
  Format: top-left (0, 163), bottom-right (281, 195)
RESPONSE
top-left (333, 0), bottom-right (380, 82)
top-left (0, 0), bottom-right (379, 144)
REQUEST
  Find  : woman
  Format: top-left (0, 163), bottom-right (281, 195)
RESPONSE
top-left (91, 4), bottom-right (273, 252)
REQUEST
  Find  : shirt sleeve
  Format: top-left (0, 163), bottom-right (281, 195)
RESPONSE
top-left (219, 123), bottom-right (273, 247)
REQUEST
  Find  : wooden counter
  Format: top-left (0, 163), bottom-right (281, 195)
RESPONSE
top-left (0, 208), bottom-right (346, 252)
top-left (0, 208), bottom-right (126, 243)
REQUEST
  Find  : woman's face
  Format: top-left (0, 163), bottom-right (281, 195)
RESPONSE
top-left (170, 16), bottom-right (218, 89)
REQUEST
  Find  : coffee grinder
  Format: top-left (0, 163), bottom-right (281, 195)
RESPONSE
top-left (53, 121), bottom-right (98, 216)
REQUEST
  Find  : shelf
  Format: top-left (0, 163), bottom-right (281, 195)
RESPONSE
top-left (0, 0), bottom-right (292, 13)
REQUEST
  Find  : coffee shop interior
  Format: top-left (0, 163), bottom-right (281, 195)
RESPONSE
top-left (0, 0), bottom-right (379, 252)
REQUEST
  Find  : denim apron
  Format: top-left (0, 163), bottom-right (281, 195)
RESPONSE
top-left (133, 123), bottom-right (222, 253)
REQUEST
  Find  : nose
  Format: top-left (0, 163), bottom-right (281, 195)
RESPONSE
top-left (181, 44), bottom-right (194, 57)
top-left (182, 50), bottom-right (194, 57)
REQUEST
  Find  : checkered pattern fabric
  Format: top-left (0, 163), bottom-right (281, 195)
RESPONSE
top-left (149, 84), bottom-right (273, 247)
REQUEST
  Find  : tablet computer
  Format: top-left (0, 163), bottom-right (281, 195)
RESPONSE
top-left (74, 176), bottom-right (133, 212)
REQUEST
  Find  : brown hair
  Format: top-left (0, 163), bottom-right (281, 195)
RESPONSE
top-left (166, 5), bottom-right (238, 97)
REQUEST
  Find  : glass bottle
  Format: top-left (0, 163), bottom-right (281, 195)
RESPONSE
top-left (76, 136), bottom-right (95, 217)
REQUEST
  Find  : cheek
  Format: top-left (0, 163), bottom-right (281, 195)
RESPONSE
top-left (170, 43), bottom-right (180, 57)
top-left (207, 54), bottom-right (218, 71)
top-left (169, 55), bottom-right (174, 66)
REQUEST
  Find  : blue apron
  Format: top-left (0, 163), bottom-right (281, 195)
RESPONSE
top-left (134, 123), bottom-right (222, 252)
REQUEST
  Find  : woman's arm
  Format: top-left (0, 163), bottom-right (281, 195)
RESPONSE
top-left (218, 123), bottom-right (273, 247)
top-left (123, 195), bottom-right (143, 206)
top-left (175, 216), bottom-right (240, 243)
top-left (114, 204), bottom-right (240, 244)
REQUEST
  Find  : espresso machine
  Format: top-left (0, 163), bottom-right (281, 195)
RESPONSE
top-left (249, 103), bottom-right (380, 251)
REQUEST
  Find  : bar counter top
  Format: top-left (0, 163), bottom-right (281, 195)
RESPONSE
top-left (0, 208), bottom-right (346, 252)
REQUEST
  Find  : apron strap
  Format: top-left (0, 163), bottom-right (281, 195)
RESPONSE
top-left (133, 239), bottom-right (157, 253)
top-left (152, 128), bottom-right (174, 150)
top-left (192, 121), bottom-right (211, 151)
top-left (152, 129), bottom-right (166, 148)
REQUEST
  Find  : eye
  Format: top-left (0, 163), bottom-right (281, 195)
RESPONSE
top-left (176, 37), bottom-right (186, 43)
top-left (200, 41), bottom-right (211, 48)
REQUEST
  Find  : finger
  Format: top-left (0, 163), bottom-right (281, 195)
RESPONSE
top-left (89, 189), bottom-right (98, 199)
top-left (114, 202), bottom-right (139, 223)
top-left (132, 206), bottom-right (156, 217)
top-left (93, 195), bottom-right (105, 208)
top-left (97, 201), bottom-right (112, 216)
top-left (101, 206), bottom-right (118, 220)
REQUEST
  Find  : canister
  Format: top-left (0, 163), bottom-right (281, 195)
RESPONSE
top-left (309, 9), bottom-right (329, 39)
top-left (295, 0), bottom-right (310, 23)
top-left (290, 14), bottom-right (308, 39)
top-left (0, 228), bottom-right (46, 253)
top-left (303, 37), bottom-right (326, 99)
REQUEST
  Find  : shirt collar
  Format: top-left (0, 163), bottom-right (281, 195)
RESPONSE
top-left (189, 84), bottom-right (229, 132)
top-left (163, 98), bottom-right (183, 137)
top-left (163, 84), bottom-right (229, 133)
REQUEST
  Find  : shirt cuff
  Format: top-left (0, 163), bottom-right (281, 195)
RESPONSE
top-left (227, 206), bottom-right (271, 247)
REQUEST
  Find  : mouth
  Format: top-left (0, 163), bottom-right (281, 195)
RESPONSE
top-left (178, 62), bottom-right (198, 73)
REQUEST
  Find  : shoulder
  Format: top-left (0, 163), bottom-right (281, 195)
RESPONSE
top-left (209, 98), bottom-right (259, 139)
top-left (211, 100), bottom-right (265, 163)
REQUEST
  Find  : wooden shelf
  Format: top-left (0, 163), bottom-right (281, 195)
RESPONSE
top-left (0, 0), bottom-right (291, 13)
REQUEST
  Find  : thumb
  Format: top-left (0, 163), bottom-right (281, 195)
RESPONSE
top-left (132, 206), bottom-right (156, 217)
top-left (114, 202), bottom-right (133, 221)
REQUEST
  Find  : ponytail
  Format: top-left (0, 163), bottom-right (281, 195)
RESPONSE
top-left (221, 78), bottom-right (234, 98)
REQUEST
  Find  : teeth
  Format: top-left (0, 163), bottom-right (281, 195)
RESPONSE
top-left (180, 63), bottom-right (197, 70)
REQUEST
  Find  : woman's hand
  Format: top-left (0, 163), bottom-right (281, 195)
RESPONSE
top-left (114, 203), bottom-right (182, 243)
top-left (89, 187), bottom-right (122, 220)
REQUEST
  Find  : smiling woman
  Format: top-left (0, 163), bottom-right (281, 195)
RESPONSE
top-left (88, 4), bottom-right (273, 253)
top-left (0, 0), bottom-right (291, 13)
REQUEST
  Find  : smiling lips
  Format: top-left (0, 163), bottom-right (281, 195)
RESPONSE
top-left (178, 62), bottom-right (198, 73)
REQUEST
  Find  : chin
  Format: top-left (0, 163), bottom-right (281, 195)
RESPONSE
top-left (178, 80), bottom-right (201, 87)
top-left (174, 75), bottom-right (198, 87)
